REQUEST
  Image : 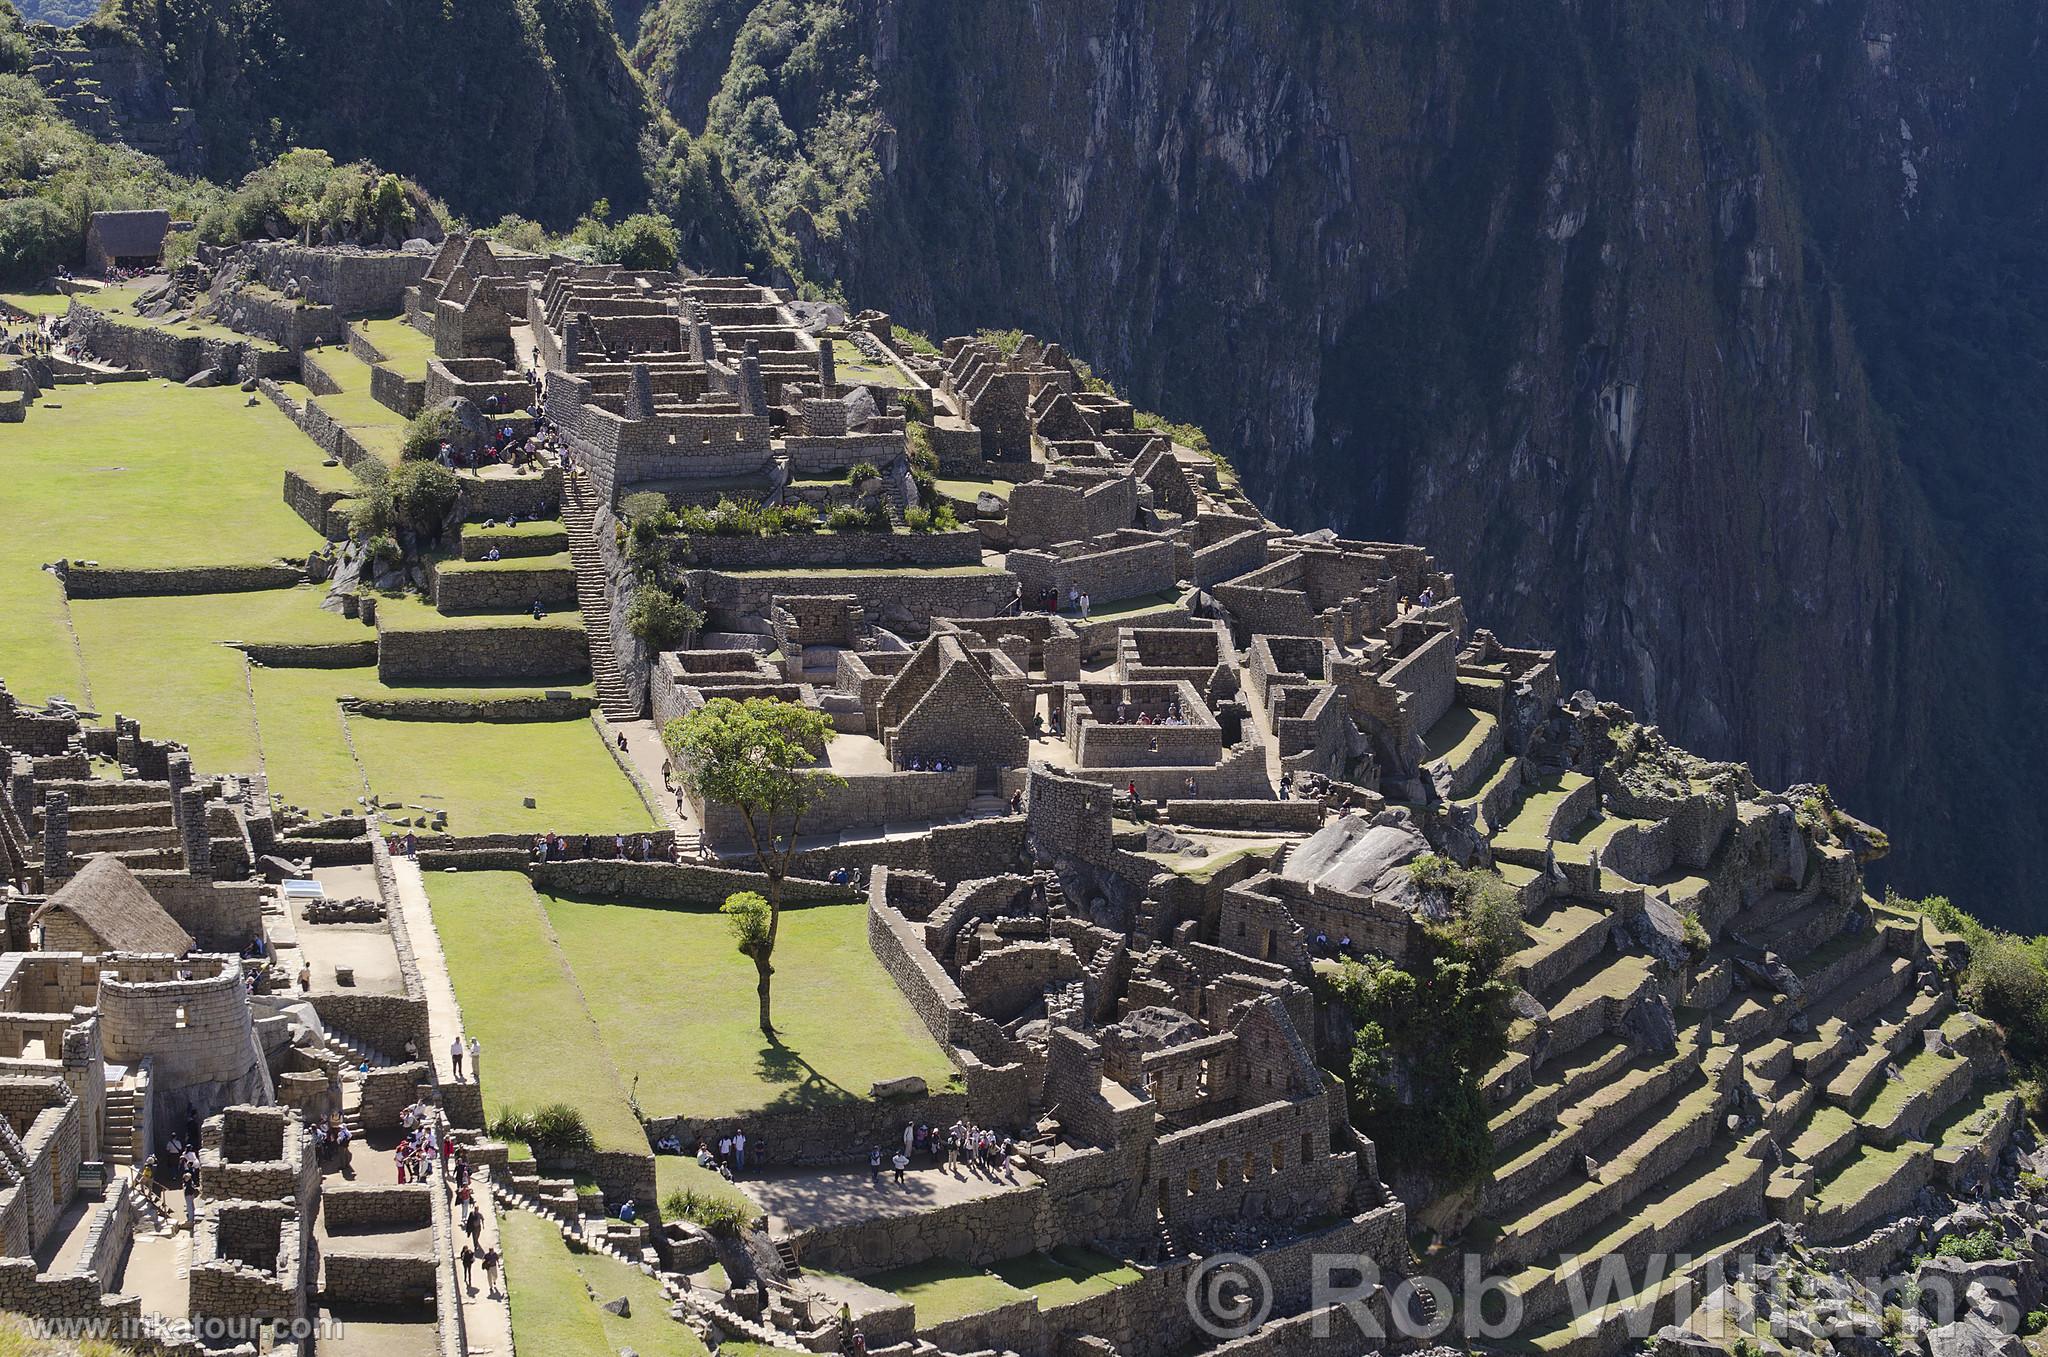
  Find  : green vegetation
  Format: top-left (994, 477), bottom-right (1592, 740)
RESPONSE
top-left (866, 1258), bottom-right (1028, 1324)
top-left (624, 583), bottom-right (703, 650)
top-left (1892, 890), bottom-right (2048, 1113)
top-left (831, 336), bottom-right (910, 387)
top-left (429, 870), bottom-right (952, 1135)
top-left (659, 1183), bottom-right (750, 1236)
top-left (491, 1102), bottom-right (596, 1157)
top-left (1321, 857), bottom-right (1520, 1185)
top-left (423, 871), bottom-right (646, 1153)
top-left (347, 715), bottom-right (657, 835)
top-left (500, 1208), bottom-right (710, 1357)
top-left (548, 889), bottom-right (956, 1120)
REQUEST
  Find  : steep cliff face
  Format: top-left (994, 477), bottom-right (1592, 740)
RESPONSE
top-left (638, 0), bottom-right (2045, 922)
top-left (96, 0), bottom-right (659, 226)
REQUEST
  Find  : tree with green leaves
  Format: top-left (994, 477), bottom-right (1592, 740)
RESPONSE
top-left (663, 697), bottom-right (844, 1034)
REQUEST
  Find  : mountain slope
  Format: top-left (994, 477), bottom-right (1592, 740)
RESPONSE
top-left (94, 0), bottom-right (658, 226)
top-left (634, 0), bottom-right (2046, 924)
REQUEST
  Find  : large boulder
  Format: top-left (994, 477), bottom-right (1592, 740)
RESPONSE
top-left (1923, 1316), bottom-right (2026, 1357)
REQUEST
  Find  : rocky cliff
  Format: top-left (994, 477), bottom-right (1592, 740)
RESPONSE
top-left (636, 0), bottom-right (2048, 924)
top-left (92, 0), bottom-right (659, 227)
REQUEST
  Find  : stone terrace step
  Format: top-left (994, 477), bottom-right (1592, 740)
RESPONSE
top-left (1806, 1140), bottom-right (1935, 1244)
top-left (1489, 1036), bottom-right (1633, 1151)
top-left (1485, 1052), bottom-right (1735, 1269)
top-left (1539, 951), bottom-right (1659, 1060)
top-left (1502, 1132), bottom-right (1771, 1328)
top-left (1521, 1223), bottom-right (1779, 1357)
top-left (1484, 1040), bottom-right (1704, 1219)
top-left (1513, 901), bottom-right (1616, 996)
top-left (1823, 986), bottom-right (1951, 1108)
top-left (1854, 1014), bottom-right (1984, 1148)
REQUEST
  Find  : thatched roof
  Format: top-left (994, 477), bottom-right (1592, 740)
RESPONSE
top-left (32, 856), bottom-right (194, 955)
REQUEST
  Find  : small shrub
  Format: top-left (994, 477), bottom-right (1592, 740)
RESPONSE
top-left (895, 328), bottom-right (941, 357)
top-left (906, 420), bottom-right (938, 471)
top-left (2023, 1309), bottom-right (2047, 1335)
top-left (660, 1186), bottom-right (748, 1237)
top-left (399, 405), bottom-right (459, 462)
top-left (388, 460), bottom-right (460, 539)
top-left (904, 503), bottom-right (960, 533)
top-left (847, 460), bottom-right (881, 484)
top-left (1681, 908), bottom-right (1711, 957)
top-left (625, 585), bottom-right (701, 651)
top-left (490, 1103), bottom-right (593, 1157)
top-left (825, 505), bottom-right (883, 532)
top-left (621, 490), bottom-right (674, 523)
top-left (1936, 1227), bottom-right (2006, 1263)
top-left (778, 503), bottom-right (819, 533)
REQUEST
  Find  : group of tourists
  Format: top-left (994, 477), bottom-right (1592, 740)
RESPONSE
top-left (312, 1109), bottom-right (353, 1163)
top-left (686, 1130), bottom-right (754, 1178)
top-left (529, 831), bottom-right (675, 863)
top-left (871, 1120), bottom-right (1016, 1184)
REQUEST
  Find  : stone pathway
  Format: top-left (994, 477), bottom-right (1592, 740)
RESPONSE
top-left (388, 855), bottom-right (465, 1089)
top-left (385, 853), bottom-right (516, 1354)
top-left (748, 1158), bottom-right (1038, 1236)
top-left (605, 717), bottom-right (702, 841)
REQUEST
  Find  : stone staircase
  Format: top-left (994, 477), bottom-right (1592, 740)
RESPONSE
top-left (103, 1083), bottom-right (138, 1166)
top-left (325, 1027), bottom-right (394, 1070)
top-left (562, 472), bottom-right (640, 721)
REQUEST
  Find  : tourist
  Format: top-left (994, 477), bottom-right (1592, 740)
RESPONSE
top-left (1080, 592), bottom-right (1091, 619)
top-left (1009, 791), bottom-right (1023, 814)
top-left (483, 1246), bottom-right (502, 1299)
top-left (718, 1134), bottom-right (732, 1168)
top-left (891, 1149), bottom-right (908, 1184)
top-left (1417, 586), bottom-right (1435, 609)
top-left (465, 1206), bottom-right (484, 1248)
top-left (531, 599), bottom-right (547, 620)
top-left (469, 1036), bottom-right (482, 1082)
top-left (298, 963), bottom-right (312, 993)
top-left (460, 1244), bottom-right (475, 1292)
top-left (619, 1199), bottom-right (636, 1224)
top-left (450, 1036), bottom-right (465, 1081)
top-left (485, 546), bottom-right (501, 561)
top-left (868, 1146), bottom-right (882, 1179)
top-left (182, 1173), bottom-right (198, 1230)
top-left (733, 1128), bottom-right (747, 1173)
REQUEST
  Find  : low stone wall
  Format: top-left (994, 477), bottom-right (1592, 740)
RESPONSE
top-left (683, 528), bottom-right (985, 571)
top-left (62, 562), bottom-right (305, 598)
top-left (529, 859), bottom-right (855, 906)
top-left (308, 994), bottom-right (429, 1071)
top-left (283, 467), bottom-right (356, 539)
top-left (323, 1251), bottom-right (436, 1305)
top-left (645, 1088), bottom-right (973, 1171)
top-left (344, 691), bottom-right (591, 722)
top-left (431, 559), bottom-right (577, 613)
top-left (68, 301), bottom-right (295, 382)
top-left (695, 567), bottom-right (1017, 637)
top-left (241, 639), bottom-right (379, 668)
top-left (369, 362), bottom-right (424, 419)
top-left (214, 286), bottom-right (343, 349)
top-left (358, 1062), bottom-right (432, 1130)
top-left (322, 1183), bottom-right (432, 1231)
top-left (790, 1176), bottom-right (1041, 1273)
top-left (376, 622), bottom-right (588, 682)
top-left (692, 769), bottom-right (976, 853)
top-left (458, 467), bottom-right (561, 521)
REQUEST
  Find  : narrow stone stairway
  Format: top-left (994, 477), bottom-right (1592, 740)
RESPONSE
top-left (562, 470), bottom-right (641, 721)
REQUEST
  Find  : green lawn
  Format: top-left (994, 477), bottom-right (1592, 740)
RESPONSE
top-left (376, 594), bottom-right (587, 632)
top-left (348, 715), bottom-right (655, 834)
top-left (423, 871), bottom-right (646, 1152)
top-left (354, 315), bottom-right (437, 377)
top-left (68, 587), bottom-right (361, 774)
top-left (500, 1207), bottom-right (709, 1357)
top-left (0, 381), bottom-right (330, 708)
top-left (865, 1258), bottom-right (1027, 1324)
top-left (830, 337), bottom-right (913, 389)
top-left (992, 1247), bottom-right (1144, 1307)
top-left (654, 1154), bottom-right (757, 1218)
top-left (2, 291), bottom-right (71, 316)
top-left (543, 891), bottom-right (958, 1121)
top-left (935, 477), bottom-right (1013, 503)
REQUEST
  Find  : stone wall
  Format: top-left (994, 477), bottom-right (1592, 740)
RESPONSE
top-left (67, 301), bottom-right (294, 383)
top-left (357, 1062), bottom-right (432, 1129)
top-left (690, 769), bottom-right (977, 853)
top-left (61, 563), bottom-right (306, 599)
top-left (323, 1252), bottom-right (435, 1305)
top-left (375, 621), bottom-right (588, 682)
top-left (1008, 478), bottom-right (1137, 551)
top-left (529, 859), bottom-right (856, 906)
top-left (1009, 537), bottom-right (1178, 607)
top-left (134, 874), bottom-right (265, 951)
top-left (431, 559), bottom-right (577, 613)
top-left (321, 1183), bottom-right (432, 1231)
top-left (244, 243), bottom-right (431, 316)
top-left (281, 468), bottom-right (354, 540)
top-left (683, 529), bottom-right (985, 571)
top-left (789, 1177), bottom-right (1041, 1273)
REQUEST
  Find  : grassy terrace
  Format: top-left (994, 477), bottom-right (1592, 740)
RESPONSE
top-left (830, 337), bottom-right (913, 389)
top-left (348, 715), bottom-right (655, 834)
top-left (82, 281), bottom-right (284, 349)
top-left (0, 381), bottom-right (330, 707)
top-left (1, 290), bottom-right (71, 316)
top-left (1422, 704), bottom-right (1495, 766)
top-left (934, 476), bottom-right (1013, 503)
top-left (717, 565), bottom-right (999, 577)
top-left (305, 348), bottom-right (407, 461)
top-left (354, 314), bottom-right (437, 377)
top-left (423, 871), bottom-right (955, 1151)
top-left (546, 890), bottom-right (958, 1121)
top-left (861, 1248), bottom-right (1143, 1325)
top-left (375, 594), bottom-right (586, 630)
top-left (501, 1208), bottom-right (708, 1357)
